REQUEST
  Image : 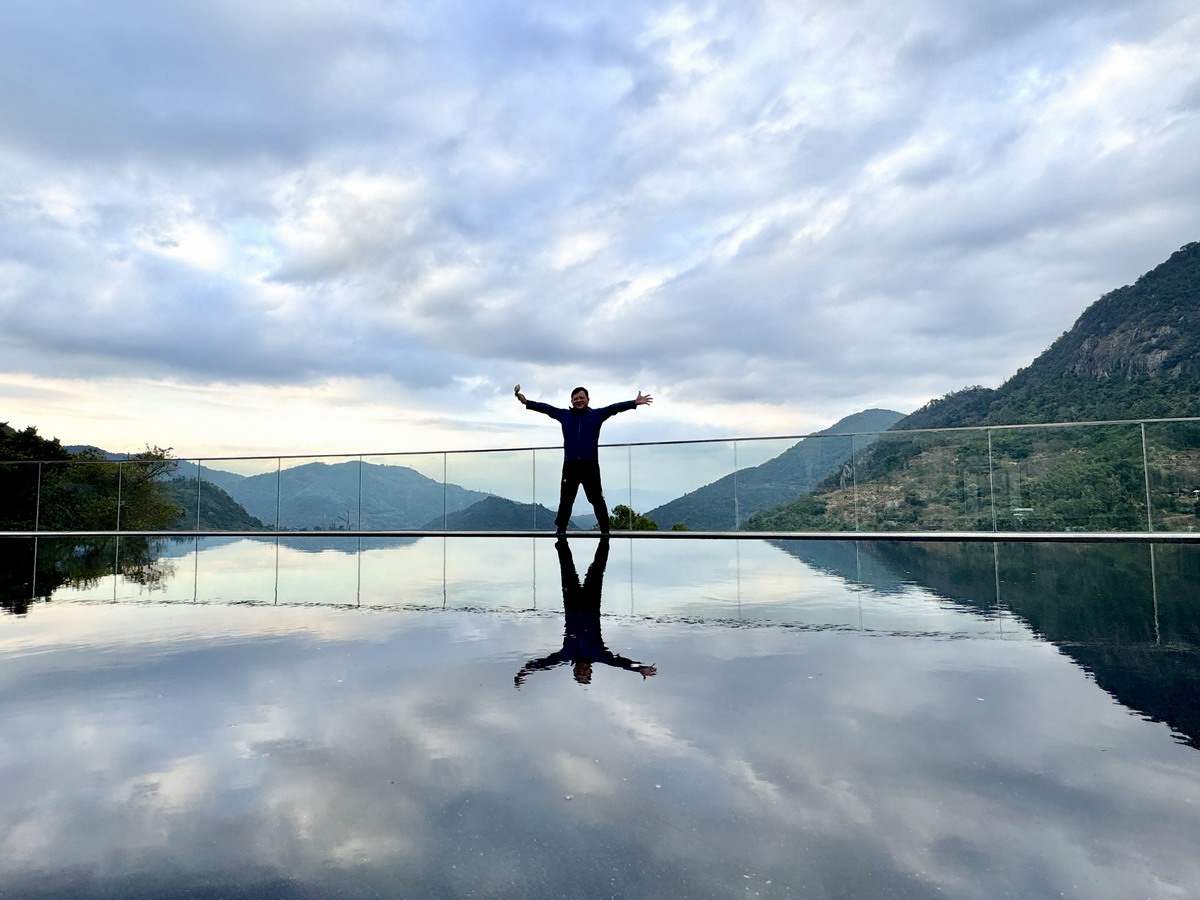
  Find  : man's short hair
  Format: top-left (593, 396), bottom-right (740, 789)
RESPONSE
top-left (571, 386), bottom-right (588, 398)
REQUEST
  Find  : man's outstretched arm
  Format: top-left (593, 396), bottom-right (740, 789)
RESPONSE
top-left (517, 392), bottom-right (563, 417)
top-left (598, 392), bottom-right (653, 420)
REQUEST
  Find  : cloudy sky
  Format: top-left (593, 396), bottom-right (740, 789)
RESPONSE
top-left (2, 0), bottom-right (1199, 459)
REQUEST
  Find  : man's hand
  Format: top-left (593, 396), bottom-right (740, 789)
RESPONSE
top-left (635, 392), bottom-right (653, 406)
top-left (516, 392), bottom-right (527, 405)
top-left (638, 664), bottom-right (657, 679)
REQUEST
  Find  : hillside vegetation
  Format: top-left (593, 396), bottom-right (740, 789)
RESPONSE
top-left (645, 408), bottom-right (903, 530)
top-left (750, 242), bottom-right (1200, 533)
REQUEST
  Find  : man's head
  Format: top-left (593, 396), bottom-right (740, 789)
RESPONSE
top-left (570, 387), bottom-right (589, 409)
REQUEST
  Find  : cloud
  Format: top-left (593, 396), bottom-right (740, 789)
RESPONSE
top-left (1, 0), bottom-right (1199, 453)
top-left (3, 540), bottom-right (1200, 897)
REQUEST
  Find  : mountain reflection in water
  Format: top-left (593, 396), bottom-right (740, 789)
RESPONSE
top-left (778, 539), bottom-right (1200, 749)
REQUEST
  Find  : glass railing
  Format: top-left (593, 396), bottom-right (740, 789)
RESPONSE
top-left (4, 417), bottom-right (1200, 535)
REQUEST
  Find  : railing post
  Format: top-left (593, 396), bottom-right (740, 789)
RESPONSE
top-left (34, 462), bottom-right (42, 532)
top-left (733, 441), bottom-right (739, 532)
top-left (851, 434), bottom-right (859, 533)
top-left (987, 429), bottom-right (998, 533)
top-left (627, 445), bottom-right (633, 520)
top-left (196, 460), bottom-right (203, 530)
top-left (1140, 422), bottom-right (1154, 533)
top-left (115, 461), bottom-right (123, 533)
top-left (275, 458), bottom-right (281, 531)
top-left (531, 449), bottom-right (537, 529)
top-left (357, 455), bottom-right (364, 530)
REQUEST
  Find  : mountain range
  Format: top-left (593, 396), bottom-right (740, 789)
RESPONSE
top-left (171, 459), bottom-right (488, 530)
top-left (644, 408), bottom-right (903, 530)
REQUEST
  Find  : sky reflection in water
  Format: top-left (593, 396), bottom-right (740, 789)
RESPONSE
top-left (1, 537), bottom-right (1199, 899)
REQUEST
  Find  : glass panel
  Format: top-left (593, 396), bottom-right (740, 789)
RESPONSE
top-left (274, 455), bottom-right (362, 532)
top-left (592, 444), bottom-right (629, 532)
top-left (444, 449), bottom-right (538, 530)
top-left (1141, 420), bottom-right (1200, 532)
top-left (182, 457), bottom-right (281, 533)
top-left (829, 429), bottom-right (988, 532)
top-left (534, 447), bottom-right (564, 531)
top-left (360, 453), bottom-right (449, 531)
top-left (0, 463), bottom-right (39, 531)
top-left (43, 458), bottom-right (122, 531)
top-left (115, 455), bottom-right (181, 532)
top-left (161, 458), bottom-right (202, 532)
top-left (737, 435), bottom-right (858, 532)
top-left (990, 423), bottom-right (1147, 532)
top-left (630, 441), bottom-right (734, 532)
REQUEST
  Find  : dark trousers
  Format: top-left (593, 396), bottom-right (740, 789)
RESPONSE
top-left (556, 460), bottom-right (609, 532)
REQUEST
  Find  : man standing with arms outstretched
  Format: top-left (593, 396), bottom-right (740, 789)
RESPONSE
top-left (516, 385), bottom-right (653, 534)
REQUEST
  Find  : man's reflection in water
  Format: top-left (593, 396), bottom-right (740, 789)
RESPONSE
top-left (515, 537), bottom-right (657, 687)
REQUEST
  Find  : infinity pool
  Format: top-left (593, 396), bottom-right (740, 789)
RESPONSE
top-left (2, 537), bottom-right (1198, 898)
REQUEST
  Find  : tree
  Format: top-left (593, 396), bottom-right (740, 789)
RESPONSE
top-left (608, 504), bottom-right (659, 531)
top-left (0, 425), bottom-right (181, 531)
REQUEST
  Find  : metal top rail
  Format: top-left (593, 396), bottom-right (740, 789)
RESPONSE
top-left (7, 415), bottom-right (1200, 466)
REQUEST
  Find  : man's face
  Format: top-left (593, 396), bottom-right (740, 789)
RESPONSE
top-left (571, 391), bottom-right (588, 409)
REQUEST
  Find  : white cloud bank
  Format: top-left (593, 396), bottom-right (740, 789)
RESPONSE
top-left (2, 0), bottom-right (1199, 455)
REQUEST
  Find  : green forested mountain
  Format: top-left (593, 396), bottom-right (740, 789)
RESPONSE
top-left (423, 495), bottom-right (566, 530)
top-left (164, 477), bottom-right (267, 531)
top-left (898, 241), bottom-right (1200, 428)
top-left (750, 242), bottom-right (1200, 532)
top-left (645, 408), bottom-right (903, 530)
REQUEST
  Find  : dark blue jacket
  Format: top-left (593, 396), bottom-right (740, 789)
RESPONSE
top-left (526, 399), bottom-right (637, 461)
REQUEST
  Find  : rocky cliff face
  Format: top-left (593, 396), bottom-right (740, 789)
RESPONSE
top-left (1071, 324), bottom-right (1191, 378)
top-left (1039, 241), bottom-right (1200, 382)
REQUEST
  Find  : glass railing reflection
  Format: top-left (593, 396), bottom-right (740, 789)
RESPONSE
top-left (9, 535), bottom-right (1200, 648)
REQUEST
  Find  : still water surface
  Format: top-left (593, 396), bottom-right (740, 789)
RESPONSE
top-left (1, 536), bottom-right (1198, 898)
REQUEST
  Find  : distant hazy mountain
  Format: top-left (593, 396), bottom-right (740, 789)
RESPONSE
top-left (174, 460), bottom-right (488, 530)
top-left (422, 494), bottom-right (575, 531)
top-left (645, 408), bottom-right (904, 530)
